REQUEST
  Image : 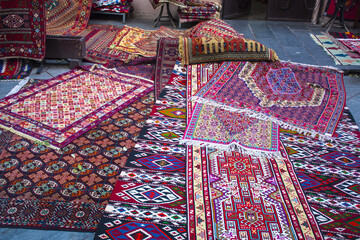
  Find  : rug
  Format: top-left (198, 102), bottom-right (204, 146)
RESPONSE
top-left (339, 39), bottom-right (360, 54)
top-left (328, 31), bottom-right (360, 39)
top-left (179, 36), bottom-right (279, 65)
top-left (0, 65), bottom-right (154, 149)
top-left (154, 38), bottom-right (179, 101)
top-left (0, 87), bottom-right (155, 231)
top-left (187, 19), bottom-right (244, 38)
top-left (186, 144), bottom-right (323, 239)
top-left (193, 61), bottom-right (345, 139)
top-left (94, 63), bottom-right (188, 240)
top-left (183, 62), bottom-right (280, 155)
top-left (281, 107), bottom-right (360, 239)
top-left (0, 59), bottom-right (32, 80)
top-left (0, 0), bottom-right (46, 61)
top-left (310, 34), bottom-right (360, 65)
top-left (46, 0), bottom-right (93, 35)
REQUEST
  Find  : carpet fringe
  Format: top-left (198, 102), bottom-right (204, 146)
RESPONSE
top-left (191, 96), bottom-right (334, 141)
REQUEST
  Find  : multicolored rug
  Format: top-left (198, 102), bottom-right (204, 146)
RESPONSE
top-left (187, 19), bottom-right (244, 38)
top-left (154, 38), bottom-right (179, 101)
top-left (94, 63), bottom-right (188, 239)
top-left (0, 65), bottom-right (153, 149)
top-left (183, 62), bottom-right (280, 156)
top-left (0, 59), bottom-right (32, 80)
top-left (193, 61), bottom-right (345, 139)
top-left (310, 34), bottom-right (360, 65)
top-left (46, 0), bottom-right (93, 35)
top-left (281, 107), bottom-right (360, 239)
top-left (0, 89), bottom-right (154, 232)
top-left (186, 145), bottom-right (323, 239)
top-left (0, 0), bottom-right (46, 60)
top-left (179, 36), bottom-right (279, 65)
top-left (339, 39), bottom-right (360, 55)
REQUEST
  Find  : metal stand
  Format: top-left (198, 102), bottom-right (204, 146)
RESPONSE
top-left (322, 0), bottom-right (349, 32)
top-left (153, 2), bottom-right (177, 28)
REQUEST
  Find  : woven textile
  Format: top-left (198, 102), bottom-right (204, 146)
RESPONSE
top-left (193, 61), bottom-right (345, 139)
top-left (154, 38), bottom-right (180, 101)
top-left (0, 88), bottom-right (154, 231)
top-left (74, 25), bottom-right (133, 64)
top-left (0, 65), bottom-right (153, 149)
top-left (187, 145), bottom-right (323, 239)
top-left (92, 3), bottom-right (133, 13)
top-left (179, 37), bottom-right (278, 65)
top-left (339, 39), bottom-right (360, 54)
top-left (93, 0), bottom-right (129, 7)
top-left (328, 31), bottom-right (360, 39)
top-left (148, 0), bottom-right (186, 9)
top-left (0, 59), bottom-right (32, 80)
top-left (46, 0), bottom-right (93, 35)
top-left (94, 64), bottom-right (187, 240)
top-left (326, 0), bottom-right (360, 20)
top-left (0, 0), bottom-right (46, 61)
top-left (281, 107), bottom-right (360, 239)
top-left (310, 34), bottom-right (360, 65)
top-left (187, 19), bottom-right (244, 38)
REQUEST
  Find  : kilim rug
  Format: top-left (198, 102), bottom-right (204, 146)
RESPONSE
top-left (46, 0), bottom-right (93, 35)
top-left (281, 107), bottom-right (360, 239)
top-left (339, 39), bottom-right (360, 55)
top-left (154, 38), bottom-right (180, 101)
top-left (94, 63), bottom-right (188, 240)
top-left (0, 59), bottom-right (32, 80)
top-left (0, 65), bottom-right (153, 149)
top-left (187, 19), bottom-right (244, 38)
top-left (183, 62), bottom-right (280, 156)
top-left (193, 61), bottom-right (345, 140)
top-left (310, 34), bottom-right (360, 65)
top-left (0, 70), bottom-right (155, 231)
top-left (0, 0), bottom-right (46, 61)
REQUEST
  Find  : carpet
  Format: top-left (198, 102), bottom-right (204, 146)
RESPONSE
top-left (0, 65), bottom-right (154, 149)
top-left (193, 61), bottom-right (345, 140)
top-left (310, 34), bottom-right (360, 65)
top-left (187, 19), bottom-right (244, 38)
top-left (46, 0), bottom-right (93, 35)
top-left (281, 107), bottom-right (360, 239)
top-left (0, 0), bottom-right (46, 61)
top-left (94, 63), bottom-right (188, 240)
top-left (0, 87), bottom-right (154, 232)
top-left (183, 62), bottom-right (280, 155)
top-left (154, 38), bottom-right (179, 101)
top-left (339, 39), bottom-right (360, 55)
top-left (187, 145), bottom-right (323, 239)
top-left (0, 59), bottom-right (32, 80)
top-left (179, 36), bottom-right (279, 65)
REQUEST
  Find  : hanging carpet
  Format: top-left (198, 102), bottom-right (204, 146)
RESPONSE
top-left (0, 59), bottom-right (33, 81)
top-left (46, 0), bottom-right (93, 35)
top-left (192, 61), bottom-right (345, 140)
top-left (0, 0), bottom-right (46, 61)
top-left (0, 65), bottom-right (154, 149)
top-left (0, 65), bottom-right (155, 231)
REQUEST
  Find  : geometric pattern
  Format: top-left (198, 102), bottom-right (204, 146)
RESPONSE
top-left (194, 60), bottom-right (346, 139)
top-left (0, 66), bottom-right (154, 148)
top-left (0, 77), bottom-right (155, 231)
top-left (0, 0), bottom-right (46, 60)
top-left (281, 107), bottom-right (360, 239)
top-left (339, 39), bottom-right (360, 55)
top-left (94, 63), bottom-right (187, 239)
top-left (0, 59), bottom-right (32, 80)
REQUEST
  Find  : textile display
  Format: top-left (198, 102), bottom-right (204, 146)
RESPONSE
top-left (310, 34), bottom-right (360, 65)
top-left (339, 39), bottom-right (360, 54)
top-left (328, 31), bottom-right (360, 39)
top-left (187, 19), bottom-right (244, 38)
top-left (93, 0), bottom-right (131, 7)
top-left (94, 63), bottom-right (188, 240)
top-left (148, 0), bottom-right (186, 9)
top-left (0, 65), bottom-right (154, 149)
top-left (186, 145), bottom-right (323, 239)
top-left (193, 61), bottom-right (345, 139)
top-left (281, 107), bottom-right (360, 239)
top-left (74, 25), bottom-right (133, 64)
top-left (92, 3), bottom-right (133, 14)
top-left (154, 38), bottom-right (180, 101)
top-left (0, 59), bottom-right (32, 80)
top-left (0, 80), bottom-right (155, 231)
top-left (104, 62), bottom-right (155, 79)
top-left (326, 0), bottom-right (360, 20)
top-left (46, 0), bottom-right (93, 35)
top-left (0, 0), bottom-right (46, 61)
top-left (179, 36), bottom-right (279, 65)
